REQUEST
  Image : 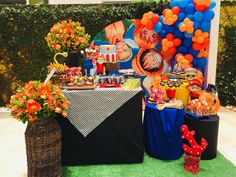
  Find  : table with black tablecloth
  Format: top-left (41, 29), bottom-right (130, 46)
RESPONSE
top-left (143, 102), bottom-right (185, 160)
top-left (56, 88), bottom-right (143, 165)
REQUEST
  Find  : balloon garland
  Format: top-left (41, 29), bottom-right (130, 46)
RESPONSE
top-left (143, 0), bottom-right (217, 79)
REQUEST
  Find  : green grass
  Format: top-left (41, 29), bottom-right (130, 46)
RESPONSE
top-left (63, 153), bottom-right (236, 177)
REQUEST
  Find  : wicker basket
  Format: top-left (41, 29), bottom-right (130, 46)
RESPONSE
top-left (25, 117), bottom-right (62, 177)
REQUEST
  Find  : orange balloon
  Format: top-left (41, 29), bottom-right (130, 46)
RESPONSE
top-left (143, 13), bottom-right (148, 18)
top-left (167, 41), bottom-right (174, 48)
top-left (173, 38), bottom-right (182, 47)
top-left (195, 29), bottom-right (202, 37)
top-left (166, 34), bottom-right (174, 41)
top-left (179, 25), bottom-right (186, 32)
top-left (147, 11), bottom-right (154, 19)
top-left (173, 15), bottom-right (178, 21)
top-left (192, 36), bottom-right (197, 42)
top-left (162, 9), bottom-right (168, 16)
top-left (185, 54), bottom-right (193, 62)
top-left (184, 18), bottom-right (190, 23)
top-left (168, 47), bottom-right (177, 55)
top-left (202, 32), bottom-right (209, 38)
top-left (163, 18), bottom-right (168, 24)
top-left (141, 17), bottom-right (149, 25)
top-left (165, 9), bottom-right (173, 17)
top-left (187, 27), bottom-right (194, 34)
top-left (192, 43), bottom-right (202, 50)
top-left (162, 46), bottom-right (168, 52)
top-left (152, 15), bottom-right (159, 23)
top-left (146, 21), bottom-right (154, 30)
top-left (162, 38), bottom-right (168, 45)
top-left (172, 6), bottom-right (180, 15)
top-left (197, 36), bottom-right (204, 44)
top-left (167, 18), bottom-right (174, 25)
top-left (175, 53), bottom-right (183, 59)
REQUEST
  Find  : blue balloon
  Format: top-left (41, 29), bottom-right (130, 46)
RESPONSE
top-left (185, 3), bottom-right (196, 14)
top-left (200, 21), bottom-right (211, 32)
top-left (170, 0), bottom-right (189, 8)
top-left (178, 12), bottom-right (186, 22)
top-left (188, 48), bottom-right (199, 57)
top-left (162, 24), bottom-right (168, 30)
top-left (177, 46), bottom-right (188, 54)
top-left (194, 12), bottom-right (203, 22)
top-left (210, 0), bottom-right (216, 9)
top-left (154, 22), bottom-right (162, 33)
top-left (165, 25), bottom-right (175, 33)
top-left (186, 15), bottom-right (194, 21)
top-left (183, 38), bottom-right (192, 48)
top-left (193, 57), bottom-right (207, 74)
top-left (160, 30), bottom-right (167, 38)
top-left (193, 21), bottom-right (200, 29)
top-left (159, 15), bottom-right (164, 22)
top-left (184, 32), bottom-right (194, 38)
top-left (203, 10), bottom-right (215, 21)
top-left (174, 29), bottom-right (184, 39)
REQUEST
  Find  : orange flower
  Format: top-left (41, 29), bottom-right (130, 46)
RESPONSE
top-left (26, 100), bottom-right (41, 114)
top-left (38, 85), bottom-right (51, 99)
top-left (24, 82), bottom-right (35, 96)
top-left (55, 44), bottom-right (61, 50)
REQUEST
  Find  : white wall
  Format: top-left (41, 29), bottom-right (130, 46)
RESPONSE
top-left (205, 0), bottom-right (221, 87)
top-left (48, 0), bottom-right (132, 4)
top-left (48, 0), bottom-right (103, 4)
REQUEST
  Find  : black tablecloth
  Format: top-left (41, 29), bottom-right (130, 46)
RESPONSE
top-left (56, 91), bottom-right (143, 165)
top-left (184, 115), bottom-right (219, 160)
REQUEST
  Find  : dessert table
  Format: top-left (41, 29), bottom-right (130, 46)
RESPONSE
top-left (56, 87), bottom-right (144, 165)
top-left (143, 102), bottom-right (184, 160)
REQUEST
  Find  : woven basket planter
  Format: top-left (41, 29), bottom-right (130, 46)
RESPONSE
top-left (25, 117), bottom-right (62, 177)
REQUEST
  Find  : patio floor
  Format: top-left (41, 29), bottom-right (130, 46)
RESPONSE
top-left (0, 107), bottom-right (235, 177)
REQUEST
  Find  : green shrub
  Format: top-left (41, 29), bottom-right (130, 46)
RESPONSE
top-left (216, 1), bottom-right (236, 106)
top-left (0, 2), bottom-right (169, 106)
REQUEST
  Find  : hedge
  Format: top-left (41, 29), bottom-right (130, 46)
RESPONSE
top-left (0, 1), bottom-right (169, 106)
top-left (0, 1), bottom-right (235, 106)
top-left (216, 1), bottom-right (236, 106)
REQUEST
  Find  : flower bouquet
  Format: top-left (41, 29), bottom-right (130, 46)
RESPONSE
top-left (45, 20), bottom-right (91, 53)
top-left (9, 80), bottom-right (69, 123)
top-left (9, 81), bottom-right (70, 176)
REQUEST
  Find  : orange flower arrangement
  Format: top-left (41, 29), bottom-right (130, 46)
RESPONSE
top-left (9, 81), bottom-right (69, 123)
top-left (45, 20), bottom-right (91, 53)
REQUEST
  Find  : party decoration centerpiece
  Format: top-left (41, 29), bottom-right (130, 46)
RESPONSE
top-left (9, 81), bottom-right (69, 122)
top-left (45, 20), bottom-right (90, 53)
top-left (181, 124), bottom-right (208, 175)
top-left (45, 20), bottom-right (91, 68)
top-left (9, 81), bottom-right (69, 177)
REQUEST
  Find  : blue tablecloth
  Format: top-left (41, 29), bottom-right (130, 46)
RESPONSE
top-left (143, 102), bottom-right (184, 160)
